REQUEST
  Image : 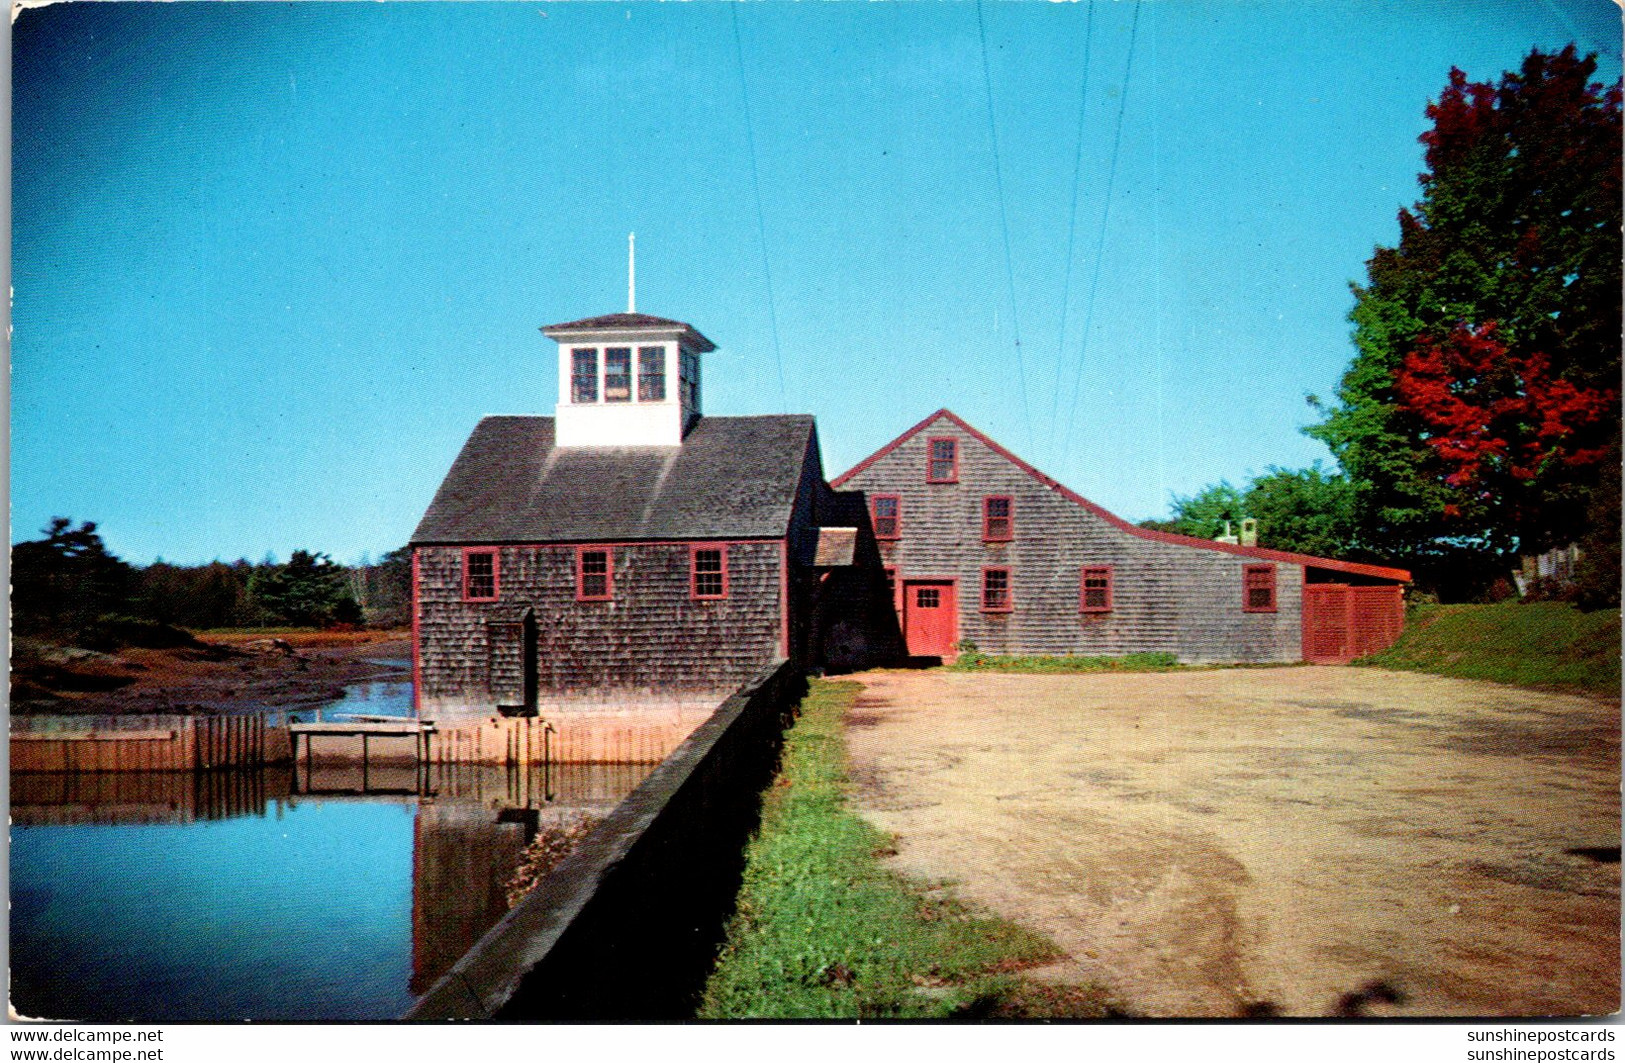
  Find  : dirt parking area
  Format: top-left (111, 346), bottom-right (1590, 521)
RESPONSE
top-left (845, 667), bottom-right (1620, 1018)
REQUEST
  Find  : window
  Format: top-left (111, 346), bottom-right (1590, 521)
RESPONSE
top-left (981, 567), bottom-right (1011, 612)
top-left (571, 348), bottom-right (598, 403)
top-left (1080, 565), bottom-right (1113, 613)
top-left (691, 545), bottom-right (728, 600)
top-left (871, 494), bottom-right (901, 540)
top-left (927, 438), bottom-right (959, 483)
top-left (604, 347), bottom-right (632, 403)
top-left (983, 496), bottom-right (1013, 541)
top-left (463, 549), bottom-right (498, 601)
top-left (1243, 565), bottom-right (1277, 612)
top-left (680, 351), bottom-right (700, 412)
top-left (916, 587), bottom-right (940, 608)
top-left (576, 547), bottom-right (613, 601)
top-left (883, 567), bottom-right (898, 611)
top-left (638, 346), bottom-right (666, 402)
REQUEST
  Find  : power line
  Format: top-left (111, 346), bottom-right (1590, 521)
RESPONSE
top-left (976, 0), bottom-right (1033, 454)
top-left (1059, 0), bottom-right (1142, 472)
top-left (1045, 1), bottom-right (1096, 466)
top-left (1150, 1), bottom-right (1167, 512)
top-left (731, 4), bottom-right (789, 414)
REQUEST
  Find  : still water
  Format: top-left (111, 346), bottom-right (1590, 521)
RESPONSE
top-left (10, 680), bottom-right (651, 1021)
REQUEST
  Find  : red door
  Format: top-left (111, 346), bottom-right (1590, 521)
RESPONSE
top-left (1303, 584), bottom-right (1405, 663)
top-left (1303, 584), bottom-right (1351, 663)
top-left (903, 581), bottom-right (957, 659)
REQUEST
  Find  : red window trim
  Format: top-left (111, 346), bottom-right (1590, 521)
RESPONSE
top-left (1079, 565), bottom-right (1113, 613)
top-left (980, 566), bottom-right (1013, 613)
top-left (575, 545), bottom-right (614, 601)
top-left (689, 544), bottom-right (729, 600)
top-left (871, 494), bottom-right (902, 541)
top-left (926, 436), bottom-right (960, 483)
top-left (883, 566), bottom-right (900, 613)
top-left (461, 547), bottom-right (500, 602)
top-left (1243, 564), bottom-right (1277, 613)
top-left (982, 495), bottom-right (1014, 542)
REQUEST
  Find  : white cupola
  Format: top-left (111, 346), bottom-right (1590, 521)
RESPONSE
top-left (540, 236), bottom-right (714, 448)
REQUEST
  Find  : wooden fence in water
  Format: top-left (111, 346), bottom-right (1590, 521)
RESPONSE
top-left (434, 716), bottom-right (700, 767)
top-left (12, 711), bottom-right (701, 772)
top-left (11, 714), bottom-right (292, 773)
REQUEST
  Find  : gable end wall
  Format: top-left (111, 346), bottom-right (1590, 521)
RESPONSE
top-left (844, 421), bottom-right (1304, 662)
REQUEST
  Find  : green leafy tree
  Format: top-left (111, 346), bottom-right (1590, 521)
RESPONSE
top-left (11, 518), bottom-right (134, 638)
top-left (1244, 464), bottom-right (1357, 558)
top-left (1573, 442), bottom-right (1622, 609)
top-left (247, 550), bottom-right (359, 627)
top-left (1307, 45), bottom-right (1622, 573)
top-left (1142, 466), bottom-right (1358, 558)
top-left (1142, 481), bottom-right (1247, 540)
top-left (352, 545), bottom-right (413, 627)
top-left (137, 559), bottom-right (272, 629)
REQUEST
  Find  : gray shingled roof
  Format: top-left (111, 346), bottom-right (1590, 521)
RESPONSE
top-left (411, 415), bottom-right (816, 544)
top-left (540, 312), bottom-right (716, 353)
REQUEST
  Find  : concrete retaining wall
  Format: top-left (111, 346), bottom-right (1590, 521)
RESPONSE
top-left (405, 659), bottom-right (806, 1020)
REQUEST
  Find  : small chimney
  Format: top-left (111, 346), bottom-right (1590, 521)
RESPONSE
top-left (1240, 518), bottom-right (1258, 547)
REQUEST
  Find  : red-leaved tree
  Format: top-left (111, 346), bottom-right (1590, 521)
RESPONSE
top-left (1394, 321), bottom-right (1616, 547)
top-left (1308, 46), bottom-right (1620, 595)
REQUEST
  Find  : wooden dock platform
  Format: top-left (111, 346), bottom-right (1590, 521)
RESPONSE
top-left (288, 717), bottom-right (436, 793)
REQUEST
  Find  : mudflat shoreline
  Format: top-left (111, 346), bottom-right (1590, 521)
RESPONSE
top-left (12, 632), bottom-right (412, 717)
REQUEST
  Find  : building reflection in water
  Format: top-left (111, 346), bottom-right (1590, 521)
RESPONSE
top-left (407, 761), bottom-right (650, 994)
top-left (10, 759), bottom-right (652, 1017)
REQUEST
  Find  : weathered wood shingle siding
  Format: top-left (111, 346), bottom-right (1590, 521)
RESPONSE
top-left (843, 421), bottom-right (1304, 663)
top-left (416, 542), bottom-right (783, 715)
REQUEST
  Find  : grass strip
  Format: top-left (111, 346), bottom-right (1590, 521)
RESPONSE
top-left (948, 650), bottom-right (1182, 674)
top-left (1355, 602), bottom-right (1620, 696)
top-left (700, 678), bottom-right (1109, 1019)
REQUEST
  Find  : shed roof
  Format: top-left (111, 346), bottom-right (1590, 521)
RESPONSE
top-left (540, 312), bottom-right (716, 353)
top-left (411, 415), bottom-right (815, 545)
top-left (814, 527), bottom-right (858, 567)
top-left (832, 409), bottom-right (1412, 583)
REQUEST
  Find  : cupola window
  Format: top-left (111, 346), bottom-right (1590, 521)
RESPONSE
top-left (571, 349), bottom-right (598, 404)
top-left (638, 346), bottom-right (666, 402)
top-left (680, 351), bottom-right (700, 413)
top-left (604, 348), bottom-right (633, 403)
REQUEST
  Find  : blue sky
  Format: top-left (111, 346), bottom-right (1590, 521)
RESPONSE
top-left (13, 0), bottom-right (1621, 565)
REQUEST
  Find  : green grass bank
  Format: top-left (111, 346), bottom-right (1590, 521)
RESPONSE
top-left (700, 679), bottom-right (1110, 1019)
top-left (1356, 602), bottom-right (1620, 696)
top-left (947, 649), bottom-right (1182, 674)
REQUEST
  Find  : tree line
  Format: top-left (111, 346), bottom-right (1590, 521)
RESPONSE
top-left (11, 518), bottom-right (412, 645)
top-left (1145, 46), bottom-right (1620, 607)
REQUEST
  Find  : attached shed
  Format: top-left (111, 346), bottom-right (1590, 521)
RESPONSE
top-left (832, 409), bottom-right (1410, 665)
